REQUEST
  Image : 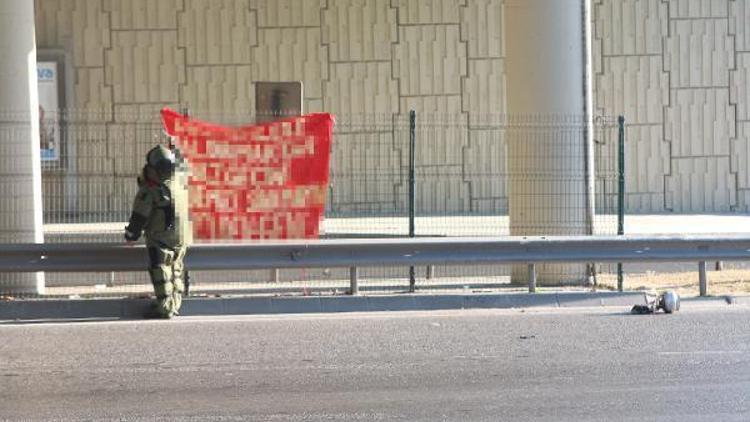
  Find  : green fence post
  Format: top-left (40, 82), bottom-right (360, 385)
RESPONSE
top-left (617, 115), bottom-right (625, 292)
top-left (409, 110), bottom-right (416, 293)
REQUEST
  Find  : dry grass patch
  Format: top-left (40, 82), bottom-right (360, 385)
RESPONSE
top-left (597, 269), bottom-right (750, 297)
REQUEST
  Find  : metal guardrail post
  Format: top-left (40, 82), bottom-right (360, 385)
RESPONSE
top-left (617, 115), bottom-right (626, 292)
top-left (528, 263), bottom-right (537, 293)
top-left (699, 261), bottom-right (707, 296)
top-left (270, 268), bottom-right (279, 283)
top-left (349, 266), bottom-right (358, 295)
top-left (408, 110), bottom-right (416, 293)
top-left (426, 265), bottom-right (434, 280)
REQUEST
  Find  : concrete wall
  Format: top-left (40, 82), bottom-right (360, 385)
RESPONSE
top-left (595, 0), bottom-right (750, 212)
top-left (32, 0), bottom-right (750, 217)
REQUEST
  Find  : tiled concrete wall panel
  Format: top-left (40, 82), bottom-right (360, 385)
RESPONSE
top-left (594, 0), bottom-right (667, 55)
top-left (462, 0), bottom-right (503, 58)
top-left (74, 68), bottom-right (112, 113)
top-left (323, 0), bottom-right (397, 62)
top-left (665, 89), bottom-right (734, 157)
top-left (415, 125), bottom-right (470, 214)
top-left (398, 176), bottom-right (469, 214)
top-left (182, 66), bottom-right (254, 113)
top-left (393, 0), bottom-right (461, 24)
top-left (179, 0), bottom-right (256, 65)
top-left (329, 132), bottom-right (402, 212)
top-left (74, 179), bottom-right (116, 216)
top-left (250, 0), bottom-right (323, 27)
top-left (74, 139), bottom-right (111, 191)
top-left (305, 98), bottom-right (324, 113)
top-left (394, 25), bottom-right (466, 96)
top-left (731, 0), bottom-right (750, 51)
top-left (596, 56), bottom-right (668, 124)
top-left (624, 125), bottom-right (669, 212)
top-left (400, 95), bottom-right (463, 115)
top-left (107, 124), bottom-right (147, 177)
top-left (464, 129), bottom-right (508, 213)
top-left (35, 0), bottom-right (109, 67)
top-left (105, 31), bottom-right (185, 103)
top-left (733, 53), bottom-right (750, 121)
top-left (668, 0), bottom-right (728, 18)
top-left (113, 104), bottom-right (179, 123)
top-left (733, 123), bottom-right (750, 210)
top-left (414, 122), bottom-right (467, 167)
top-left (42, 174), bottom-right (66, 219)
top-left (665, 19), bottom-right (733, 87)
top-left (330, 132), bottom-right (401, 177)
top-left (324, 62), bottom-right (398, 114)
top-left (463, 59), bottom-right (506, 119)
top-left (35, 0), bottom-right (72, 47)
top-left (103, 0), bottom-right (182, 30)
top-left (29, 0), bottom-right (750, 216)
top-left (626, 191), bottom-right (664, 213)
top-left (427, 178), bottom-right (471, 214)
top-left (253, 28), bottom-right (326, 100)
top-left (665, 157), bottom-right (735, 212)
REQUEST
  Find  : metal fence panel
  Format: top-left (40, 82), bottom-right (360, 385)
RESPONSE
top-left (0, 110), bottom-right (622, 297)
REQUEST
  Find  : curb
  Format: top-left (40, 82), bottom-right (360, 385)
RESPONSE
top-left (0, 292), bottom-right (650, 321)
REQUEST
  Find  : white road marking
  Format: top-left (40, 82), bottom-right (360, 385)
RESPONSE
top-left (658, 351), bottom-right (744, 356)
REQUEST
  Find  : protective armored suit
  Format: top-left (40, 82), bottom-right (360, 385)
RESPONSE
top-left (124, 145), bottom-right (192, 318)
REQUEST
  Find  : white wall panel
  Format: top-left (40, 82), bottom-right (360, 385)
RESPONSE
top-left (595, 0), bottom-right (667, 56)
top-left (730, 0), bottom-right (750, 51)
top-left (30, 0), bottom-right (750, 215)
top-left (324, 62), bottom-right (398, 114)
top-left (393, 25), bottom-right (466, 96)
top-left (251, 0), bottom-right (323, 27)
top-left (393, 0), bottom-right (461, 24)
top-left (179, 0), bottom-right (255, 65)
top-left (463, 59), bottom-right (506, 120)
top-left (665, 89), bottom-right (734, 157)
top-left (464, 129), bottom-right (508, 213)
top-left (668, 0), bottom-right (728, 18)
top-left (182, 66), bottom-right (254, 113)
top-left (596, 56), bottom-right (668, 124)
top-left (323, 0), bottom-right (397, 62)
top-left (733, 123), bottom-right (750, 210)
top-left (733, 53), bottom-right (750, 121)
top-left (623, 125), bottom-right (669, 212)
top-left (252, 28), bottom-right (326, 99)
top-left (105, 31), bottom-right (184, 103)
top-left (665, 156), bottom-right (735, 212)
top-left (665, 18), bottom-right (734, 88)
top-left (462, 0), bottom-right (503, 58)
top-left (104, 0), bottom-right (182, 30)
top-left (35, 0), bottom-right (110, 67)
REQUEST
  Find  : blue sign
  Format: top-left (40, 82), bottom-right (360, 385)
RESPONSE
top-left (37, 67), bottom-right (55, 81)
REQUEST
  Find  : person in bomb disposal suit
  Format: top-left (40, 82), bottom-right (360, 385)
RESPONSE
top-left (124, 144), bottom-right (192, 318)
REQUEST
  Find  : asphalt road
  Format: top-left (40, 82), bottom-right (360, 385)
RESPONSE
top-left (1, 306), bottom-right (749, 421)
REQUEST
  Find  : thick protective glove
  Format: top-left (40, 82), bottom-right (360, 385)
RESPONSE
top-left (124, 227), bottom-right (140, 242)
top-left (124, 212), bottom-right (147, 241)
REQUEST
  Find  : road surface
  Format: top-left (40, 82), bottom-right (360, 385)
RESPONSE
top-left (1, 306), bottom-right (749, 421)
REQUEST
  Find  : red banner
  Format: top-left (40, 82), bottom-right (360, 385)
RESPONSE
top-left (160, 108), bottom-right (334, 240)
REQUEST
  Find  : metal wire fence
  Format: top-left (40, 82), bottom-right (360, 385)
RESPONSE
top-left (0, 109), bottom-right (623, 297)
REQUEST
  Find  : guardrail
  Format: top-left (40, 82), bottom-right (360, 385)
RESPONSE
top-left (2, 235), bottom-right (748, 296)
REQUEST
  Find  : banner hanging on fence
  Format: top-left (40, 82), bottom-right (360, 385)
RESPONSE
top-left (160, 108), bottom-right (334, 241)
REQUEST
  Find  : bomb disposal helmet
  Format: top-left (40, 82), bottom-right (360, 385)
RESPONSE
top-left (146, 144), bottom-right (175, 179)
top-left (659, 290), bottom-right (680, 314)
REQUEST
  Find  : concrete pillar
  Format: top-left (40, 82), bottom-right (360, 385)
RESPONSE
top-left (0, 0), bottom-right (45, 294)
top-left (505, 0), bottom-right (593, 285)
